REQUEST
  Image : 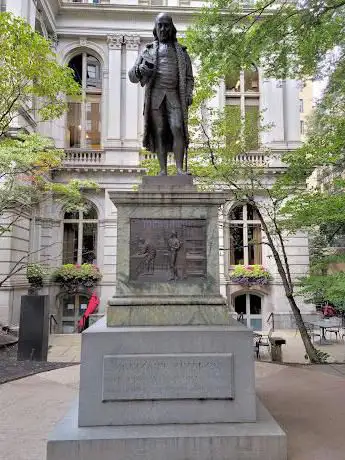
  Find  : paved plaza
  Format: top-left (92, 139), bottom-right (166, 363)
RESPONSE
top-left (1, 331), bottom-right (345, 460)
top-left (47, 328), bottom-right (345, 364)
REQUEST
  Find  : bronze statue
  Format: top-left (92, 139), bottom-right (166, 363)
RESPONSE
top-left (128, 13), bottom-right (194, 176)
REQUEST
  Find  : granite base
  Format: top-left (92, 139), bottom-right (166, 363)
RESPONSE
top-left (47, 399), bottom-right (287, 460)
top-left (78, 317), bottom-right (256, 426)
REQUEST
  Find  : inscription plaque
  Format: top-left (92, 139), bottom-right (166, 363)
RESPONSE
top-left (130, 219), bottom-right (207, 281)
top-left (102, 353), bottom-right (234, 401)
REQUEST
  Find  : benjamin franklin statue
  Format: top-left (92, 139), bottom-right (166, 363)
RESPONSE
top-left (128, 13), bottom-right (194, 176)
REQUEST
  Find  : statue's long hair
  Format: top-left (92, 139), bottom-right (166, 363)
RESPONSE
top-left (153, 18), bottom-right (177, 42)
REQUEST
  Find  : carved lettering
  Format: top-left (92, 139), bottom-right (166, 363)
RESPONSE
top-left (102, 354), bottom-right (234, 401)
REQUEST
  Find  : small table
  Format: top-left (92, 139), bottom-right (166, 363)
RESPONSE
top-left (308, 319), bottom-right (341, 345)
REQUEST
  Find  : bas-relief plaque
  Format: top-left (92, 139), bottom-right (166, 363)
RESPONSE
top-left (102, 354), bottom-right (234, 401)
top-left (129, 219), bottom-right (207, 281)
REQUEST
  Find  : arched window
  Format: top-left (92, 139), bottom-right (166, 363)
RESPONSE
top-left (67, 53), bottom-right (102, 149)
top-left (234, 293), bottom-right (262, 330)
top-left (62, 204), bottom-right (98, 264)
top-left (229, 203), bottom-right (262, 265)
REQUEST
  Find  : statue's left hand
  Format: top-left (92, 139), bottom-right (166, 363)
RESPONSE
top-left (186, 96), bottom-right (193, 106)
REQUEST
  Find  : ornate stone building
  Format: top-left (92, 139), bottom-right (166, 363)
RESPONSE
top-left (1, 0), bottom-right (314, 332)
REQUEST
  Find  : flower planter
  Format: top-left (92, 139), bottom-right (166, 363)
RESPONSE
top-left (229, 265), bottom-right (271, 286)
top-left (51, 264), bottom-right (102, 293)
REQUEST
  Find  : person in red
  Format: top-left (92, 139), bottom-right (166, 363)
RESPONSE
top-left (322, 304), bottom-right (337, 318)
top-left (78, 291), bottom-right (99, 332)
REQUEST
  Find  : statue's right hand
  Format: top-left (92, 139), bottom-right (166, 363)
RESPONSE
top-left (138, 63), bottom-right (154, 79)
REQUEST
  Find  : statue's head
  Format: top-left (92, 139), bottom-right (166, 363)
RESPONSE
top-left (153, 13), bottom-right (177, 43)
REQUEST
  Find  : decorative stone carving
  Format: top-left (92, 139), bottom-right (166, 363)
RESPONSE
top-left (124, 34), bottom-right (140, 51)
top-left (107, 34), bottom-right (123, 50)
top-left (48, 33), bottom-right (58, 50)
top-left (79, 37), bottom-right (88, 47)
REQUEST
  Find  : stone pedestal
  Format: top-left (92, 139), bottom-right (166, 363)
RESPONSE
top-left (47, 176), bottom-right (287, 460)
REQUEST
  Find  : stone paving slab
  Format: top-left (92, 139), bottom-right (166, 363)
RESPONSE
top-left (1, 362), bottom-right (345, 459)
top-left (256, 362), bottom-right (345, 460)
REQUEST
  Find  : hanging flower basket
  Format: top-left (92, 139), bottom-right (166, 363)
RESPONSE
top-left (229, 265), bottom-right (272, 286)
top-left (26, 263), bottom-right (46, 293)
top-left (51, 264), bottom-right (102, 294)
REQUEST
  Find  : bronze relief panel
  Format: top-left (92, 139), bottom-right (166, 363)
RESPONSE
top-left (129, 219), bottom-right (207, 282)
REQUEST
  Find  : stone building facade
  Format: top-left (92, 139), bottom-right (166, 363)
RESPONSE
top-left (1, 0), bottom-right (314, 332)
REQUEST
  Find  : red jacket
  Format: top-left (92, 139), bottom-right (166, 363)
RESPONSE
top-left (78, 292), bottom-right (99, 331)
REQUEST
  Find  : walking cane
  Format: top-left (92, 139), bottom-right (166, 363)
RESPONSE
top-left (184, 145), bottom-right (188, 173)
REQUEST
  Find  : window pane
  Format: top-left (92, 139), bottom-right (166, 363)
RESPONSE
top-left (244, 68), bottom-right (259, 92)
top-left (83, 205), bottom-right (97, 220)
top-left (86, 55), bottom-right (101, 89)
top-left (85, 99), bottom-right (101, 148)
top-left (244, 104), bottom-right (259, 150)
top-left (230, 224), bottom-right (244, 265)
top-left (64, 210), bottom-right (79, 220)
top-left (250, 294), bottom-right (262, 314)
top-left (225, 105), bottom-right (241, 148)
top-left (63, 222), bottom-right (78, 264)
top-left (67, 102), bottom-right (81, 148)
top-left (247, 204), bottom-right (259, 220)
top-left (248, 224), bottom-right (262, 265)
top-left (62, 295), bottom-right (75, 317)
top-left (250, 318), bottom-right (262, 330)
top-left (225, 73), bottom-right (241, 92)
top-left (68, 54), bottom-right (83, 86)
top-left (299, 99), bottom-right (304, 113)
top-left (82, 223), bottom-right (97, 264)
top-left (230, 205), bottom-right (243, 220)
top-left (235, 295), bottom-right (246, 314)
top-left (78, 295), bottom-right (89, 316)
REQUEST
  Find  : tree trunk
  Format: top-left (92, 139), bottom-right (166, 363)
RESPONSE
top-left (254, 204), bottom-right (321, 363)
top-left (286, 294), bottom-right (321, 363)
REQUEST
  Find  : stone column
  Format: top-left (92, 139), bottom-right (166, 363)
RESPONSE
top-left (106, 34), bottom-right (123, 147)
top-left (124, 35), bottom-right (140, 148)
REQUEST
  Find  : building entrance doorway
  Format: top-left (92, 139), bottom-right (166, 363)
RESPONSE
top-left (60, 293), bottom-right (90, 333)
top-left (234, 293), bottom-right (262, 330)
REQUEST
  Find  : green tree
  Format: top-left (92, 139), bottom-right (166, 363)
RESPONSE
top-left (183, 0), bottom-right (345, 362)
top-left (0, 12), bottom-right (79, 137)
top-left (0, 13), bottom-right (96, 286)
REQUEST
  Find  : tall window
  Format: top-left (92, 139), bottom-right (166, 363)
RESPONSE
top-left (225, 66), bottom-right (260, 150)
top-left (63, 204), bottom-right (98, 264)
top-left (0, 0), bottom-right (6, 12)
top-left (235, 293), bottom-right (262, 330)
top-left (229, 204), bottom-right (262, 265)
top-left (300, 120), bottom-right (305, 135)
top-left (299, 99), bottom-right (304, 113)
top-left (67, 53), bottom-right (102, 149)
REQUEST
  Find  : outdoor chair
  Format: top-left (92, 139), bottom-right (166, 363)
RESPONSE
top-left (305, 322), bottom-right (321, 343)
top-left (253, 329), bottom-right (272, 359)
top-left (326, 319), bottom-right (342, 341)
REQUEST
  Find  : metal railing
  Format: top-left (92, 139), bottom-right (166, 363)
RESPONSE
top-left (49, 314), bottom-right (58, 334)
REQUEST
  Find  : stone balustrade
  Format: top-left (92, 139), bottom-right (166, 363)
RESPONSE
top-left (62, 0), bottom-right (196, 6)
top-left (236, 153), bottom-right (266, 165)
top-left (64, 149), bottom-right (105, 165)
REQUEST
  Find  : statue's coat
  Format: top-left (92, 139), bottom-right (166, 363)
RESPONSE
top-left (128, 41), bottom-right (194, 154)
